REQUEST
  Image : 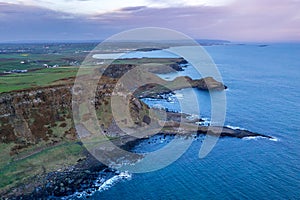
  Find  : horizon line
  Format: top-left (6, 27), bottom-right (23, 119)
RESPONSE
top-left (1, 39), bottom-right (300, 45)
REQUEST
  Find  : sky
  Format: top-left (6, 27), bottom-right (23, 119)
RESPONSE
top-left (0, 0), bottom-right (299, 42)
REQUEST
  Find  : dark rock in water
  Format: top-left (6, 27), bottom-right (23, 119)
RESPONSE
top-left (195, 126), bottom-right (272, 139)
top-left (169, 63), bottom-right (184, 71)
top-left (143, 115), bottom-right (151, 125)
top-left (176, 59), bottom-right (188, 65)
top-left (258, 44), bottom-right (268, 47)
top-left (159, 112), bottom-right (272, 140)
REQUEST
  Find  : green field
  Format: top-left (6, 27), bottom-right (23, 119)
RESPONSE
top-left (0, 67), bottom-right (79, 93)
top-left (0, 43), bottom-right (95, 72)
top-left (0, 43), bottom-right (96, 94)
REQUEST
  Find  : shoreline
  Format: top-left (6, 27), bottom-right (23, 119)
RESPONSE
top-left (0, 81), bottom-right (268, 199)
top-left (3, 111), bottom-right (274, 199)
top-left (0, 50), bottom-right (271, 199)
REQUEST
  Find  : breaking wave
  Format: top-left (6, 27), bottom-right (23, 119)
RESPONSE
top-left (62, 171), bottom-right (132, 199)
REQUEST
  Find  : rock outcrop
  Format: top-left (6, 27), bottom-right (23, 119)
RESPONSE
top-left (135, 76), bottom-right (227, 98)
top-left (186, 76), bottom-right (227, 90)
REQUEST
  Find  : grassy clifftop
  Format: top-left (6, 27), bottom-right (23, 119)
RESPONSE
top-left (0, 71), bottom-right (149, 194)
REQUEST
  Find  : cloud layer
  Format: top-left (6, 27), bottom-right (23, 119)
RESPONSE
top-left (0, 0), bottom-right (299, 42)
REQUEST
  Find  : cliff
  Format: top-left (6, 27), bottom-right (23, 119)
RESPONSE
top-left (0, 85), bottom-right (75, 153)
top-left (0, 76), bottom-right (149, 155)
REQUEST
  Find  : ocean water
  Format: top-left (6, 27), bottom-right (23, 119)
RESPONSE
top-left (90, 43), bottom-right (300, 199)
top-left (92, 50), bottom-right (179, 59)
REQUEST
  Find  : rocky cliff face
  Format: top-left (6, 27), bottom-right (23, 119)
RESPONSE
top-left (0, 76), bottom-right (149, 155)
top-left (0, 85), bottom-right (75, 154)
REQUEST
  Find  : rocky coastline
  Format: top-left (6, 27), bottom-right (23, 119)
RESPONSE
top-left (2, 110), bottom-right (273, 199)
top-left (0, 59), bottom-right (270, 199)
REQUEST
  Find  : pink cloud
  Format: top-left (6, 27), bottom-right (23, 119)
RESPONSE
top-left (89, 0), bottom-right (300, 42)
top-left (0, 0), bottom-right (299, 42)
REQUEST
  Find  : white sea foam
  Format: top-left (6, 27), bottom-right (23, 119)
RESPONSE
top-left (225, 125), bottom-right (245, 130)
top-left (196, 118), bottom-right (211, 126)
top-left (62, 171), bottom-right (132, 199)
top-left (242, 136), bottom-right (264, 140)
top-left (174, 93), bottom-right (184, 99)
top-left (97, 171), bottom-right (132, 192)
top-left (269, 137), bottom-right (279, 142)
top-left (242, 136), bottom-right (279, 142)
top-left (186, 114), bottom-right (200, 120)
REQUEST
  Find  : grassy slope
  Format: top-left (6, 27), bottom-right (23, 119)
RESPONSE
top-left (0, 67), bottom-right (83, 192)
top-left (0, 141), bottom-right (84, 192)
top-left (0, 67), bottom-right (78, 93)
top-left (0, 109), bottom-right (86, 192)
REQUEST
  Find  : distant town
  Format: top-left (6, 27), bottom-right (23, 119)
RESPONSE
top-left (3, 63), bottom-right (60, 74)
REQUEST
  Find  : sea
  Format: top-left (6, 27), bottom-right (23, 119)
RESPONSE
top-left (82, 43), bottom-right (300, 199)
